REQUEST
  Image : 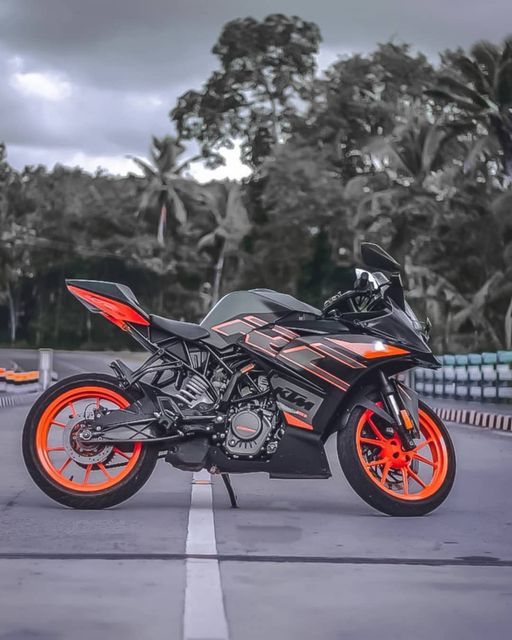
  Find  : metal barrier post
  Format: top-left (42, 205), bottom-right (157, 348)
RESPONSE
top-left (39, 349), bottom-right (54, 391)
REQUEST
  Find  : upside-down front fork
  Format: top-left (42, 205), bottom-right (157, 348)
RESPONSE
top-left (378, 371), bottom-right (417, 450)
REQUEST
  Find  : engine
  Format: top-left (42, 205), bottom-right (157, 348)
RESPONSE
top-left (223, 373), bottom-right (280, 458)
top-left (159, 357), bottom-right (281, 460)
top-left (224, 406), bottom-right (276, 457)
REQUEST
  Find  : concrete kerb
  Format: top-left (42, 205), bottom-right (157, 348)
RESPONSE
top-left (432, 405), bottom-right (512, 432)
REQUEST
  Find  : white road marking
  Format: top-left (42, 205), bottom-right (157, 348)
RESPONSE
top-left (183, 469), bottom-right (229, 640)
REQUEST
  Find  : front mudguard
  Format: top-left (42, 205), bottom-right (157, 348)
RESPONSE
top-left (395, 380), bottom-right (421, 432)
top-left (334, 380), bottom-right (420, 436)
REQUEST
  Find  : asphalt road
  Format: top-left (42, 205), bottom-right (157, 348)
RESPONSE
top-left (0, 351), bottom-right (511, 640)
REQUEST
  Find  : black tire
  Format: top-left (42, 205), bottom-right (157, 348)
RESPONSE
top-left (338, 398), bottom-right (456, 516)
top-left (22, 373), bottom-right (158, 509)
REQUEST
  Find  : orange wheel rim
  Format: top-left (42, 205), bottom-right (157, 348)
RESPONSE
top-left (35, 386), bottom-right (142, 493)
top-left (356, 406), bottom-right (449, 501)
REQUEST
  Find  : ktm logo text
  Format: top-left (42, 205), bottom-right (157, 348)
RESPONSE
top-left (275, 387), bottom-right (314, 411)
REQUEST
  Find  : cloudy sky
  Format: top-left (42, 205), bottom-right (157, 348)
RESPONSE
top-left (1, 0), bottom-right (511, 181)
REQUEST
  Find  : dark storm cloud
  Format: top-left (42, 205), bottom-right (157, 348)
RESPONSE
top-left (1, 0), bottom-right (511, 176)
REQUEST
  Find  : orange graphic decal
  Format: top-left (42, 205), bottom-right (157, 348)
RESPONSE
top-left (283, 411), bottom-right (313, 431)
top-left (311, 342), bottom-right (366, 369)
top-left (244, 330), bottom-right (289, 357)
top-left (244, 315), bottom-right (268, 327)
top-left (212, 318), bottom-right (254, 336)
top-left (327, 338), bottom-right (409, 359)
top-left (279, 346), bottom-right (349, 392)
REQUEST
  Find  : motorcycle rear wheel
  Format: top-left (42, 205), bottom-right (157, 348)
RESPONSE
top-left (22, 373), bottom-right (158, 509)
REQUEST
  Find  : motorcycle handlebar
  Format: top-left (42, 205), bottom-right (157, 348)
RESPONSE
top-left (323, 289), bottom-right (369, 314)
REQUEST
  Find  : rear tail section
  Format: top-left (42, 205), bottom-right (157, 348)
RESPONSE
top-left (66, 280), bottom-right (149, 331)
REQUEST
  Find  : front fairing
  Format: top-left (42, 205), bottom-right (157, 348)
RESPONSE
top-left (357, 299), bottom-right (439, 367)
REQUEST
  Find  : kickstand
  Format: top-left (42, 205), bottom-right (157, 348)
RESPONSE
top-left (221, 473), bottom-right (238, 509)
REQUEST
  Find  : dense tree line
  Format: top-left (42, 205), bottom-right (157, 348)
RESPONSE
top-left (1, 15), bottom-right (511, 353)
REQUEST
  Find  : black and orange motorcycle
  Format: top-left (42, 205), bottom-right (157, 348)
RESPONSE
top-left (23, 243), bottom-right (455, 516)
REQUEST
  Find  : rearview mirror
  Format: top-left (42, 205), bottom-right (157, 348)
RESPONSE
top-left (360, 242), bottom-right (401, 273)
top-left (355, 269), bottom-right (379, 290)
top-left (356, 269), bottom-right (390, 289)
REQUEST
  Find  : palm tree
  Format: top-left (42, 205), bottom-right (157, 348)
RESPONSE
top-left (197, 182), bottom-right (251, 304)
top-left (350, 112), bottom-right (470, 253)
top-left (491, 187), bottom-right (512, 346)
top-left (426, 38), bottom-right (512, 177)
top-left (129, 136), bottom-right (201, 246)
top-left (365, 112), bottom-right (470, 186)
top-left (347, 113), bottom-right (494, 350)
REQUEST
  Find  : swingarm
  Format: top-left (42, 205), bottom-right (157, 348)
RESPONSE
top-left (76, 394), bottom-right (218, 446)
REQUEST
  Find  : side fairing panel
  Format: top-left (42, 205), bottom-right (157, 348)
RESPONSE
top-left (203, 313), bottom-right (283, 349)
top-left (208, 313), bottom-right (412, 435)
top-left (274, 334), bottom-right (409, 395)
top-left (270, 374), bottom-right (325, 432)
top-left (210, 313), bottom-right (410, 394)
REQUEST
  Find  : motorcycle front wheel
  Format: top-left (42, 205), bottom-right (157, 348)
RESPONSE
top-left (22, 373), bottom-right (158, 509)
top-left (338, 399), bottom-right (456, 516)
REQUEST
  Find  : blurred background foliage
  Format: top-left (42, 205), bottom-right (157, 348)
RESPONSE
top-left (1, 14), bottom-right (511, 353)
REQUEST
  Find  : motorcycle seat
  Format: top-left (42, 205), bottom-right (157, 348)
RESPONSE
top-left (149, 315), bottom-right (210, 341)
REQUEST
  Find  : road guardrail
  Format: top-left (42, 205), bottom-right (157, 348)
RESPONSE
top-left (414, 350), bottom-right (512, 404)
